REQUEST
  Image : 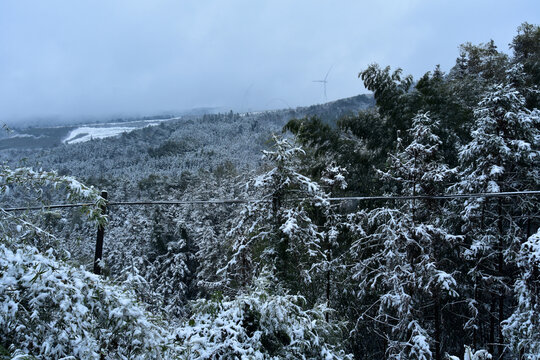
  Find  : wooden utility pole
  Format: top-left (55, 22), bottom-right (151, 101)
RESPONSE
top-left (93, 190), bottom-right (108, 275)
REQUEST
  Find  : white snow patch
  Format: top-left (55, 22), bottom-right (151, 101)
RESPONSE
top-left (8, 134), bottom-right (39, 139)
top-left (63, 123), bottom-right (161, 145)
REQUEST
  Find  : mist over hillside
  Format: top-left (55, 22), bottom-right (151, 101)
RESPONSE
top-left (1, 94), bottom-right (373, 200)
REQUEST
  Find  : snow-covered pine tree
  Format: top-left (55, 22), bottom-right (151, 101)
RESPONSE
top-left (188, 170), bottom-right (248, 297)
top-left (349, 112), bottom-right (460, 359)
top-left (102, 204), bottom-right (195, 319)
top-left (103, 206), bottom-right (156, 304)
top-left (310, 164), bottom-right (350, 312)
top-left (146, 223), bottom-right (193, 318)
top-left (221, 135), bottom-right (328, 297)
top-left (502, 229), bottom-right (540, 359)
top-left (455, 79), bottom-right (540, 357)
top-left (193, 219), bottom-right (227, 294)
top-left (510, 22), bottom-right (540, 109)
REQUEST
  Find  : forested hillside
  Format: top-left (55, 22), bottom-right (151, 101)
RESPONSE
top-left (1, 94), bottom-right (373, 201)
top-left (1, 23), bottom-right (539, 359)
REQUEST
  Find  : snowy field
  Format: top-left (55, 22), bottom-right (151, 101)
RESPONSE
top-left (62, 120), bottom-right (169, 144)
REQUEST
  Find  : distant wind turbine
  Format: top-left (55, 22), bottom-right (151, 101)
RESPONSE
top-left (313, 65), bottom-right (333, 102)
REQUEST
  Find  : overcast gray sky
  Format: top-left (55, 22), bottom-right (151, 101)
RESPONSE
top-left (1, 0), bottom-right (539, 123)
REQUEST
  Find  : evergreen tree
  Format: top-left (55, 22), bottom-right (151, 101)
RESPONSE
top-left (222, 135), bottom-right (328, 296)
top-left (502, 229), bottom-right (540, 359)
top-left (510, 22), bottom-right (540, 109)
top-left (349, 113), bottom-right (459, 359)
top-left (454, 80), bottom-right (540, 357)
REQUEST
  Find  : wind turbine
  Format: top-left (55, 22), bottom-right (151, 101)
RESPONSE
top-left (313, 65), bottom-right (333, 102)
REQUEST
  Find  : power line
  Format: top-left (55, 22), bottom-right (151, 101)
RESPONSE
top-left (2, 190), bottom-right (539, 212)
top-left (326, 190), bottom-right (540, 201)
top-left (2, 203), bottom-right (95, 212)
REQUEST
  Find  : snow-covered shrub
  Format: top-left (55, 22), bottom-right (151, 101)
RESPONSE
top-left (177, 273), bottom-right (352, 359)
top-left (0, 166), bottom-right (106, 224)
top-left (447, 346), bottom-right (492, 360)
top-left (0, 244), bottom-right (179, 359)
top-left (0, 166), bottom-right (107, 256)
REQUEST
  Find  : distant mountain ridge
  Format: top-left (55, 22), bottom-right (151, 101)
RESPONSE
top-left (0, 94), bottom-right (374, 151)
top-left (293, 93), bottom-right (374, 125)
top-left (0, 93), bottom-right (374, 200)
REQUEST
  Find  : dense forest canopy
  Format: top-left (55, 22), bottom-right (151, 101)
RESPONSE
top-left (1, 23), bottom-right (540, 359)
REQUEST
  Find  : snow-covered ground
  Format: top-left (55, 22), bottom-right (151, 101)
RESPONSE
top-left (8, 134), bottom-right (44, 139)
top-left (63, 122), bottom-right (162, 144)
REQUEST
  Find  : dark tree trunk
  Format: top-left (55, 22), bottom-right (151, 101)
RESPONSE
top-left (497, 199), bottom-right (505, 358)
top-left (325, 269), bottom-right (331, 321)
top-left (434, 291), bottom-right (441, 360)
top-left (489, 297), bottom-right (496, 356)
